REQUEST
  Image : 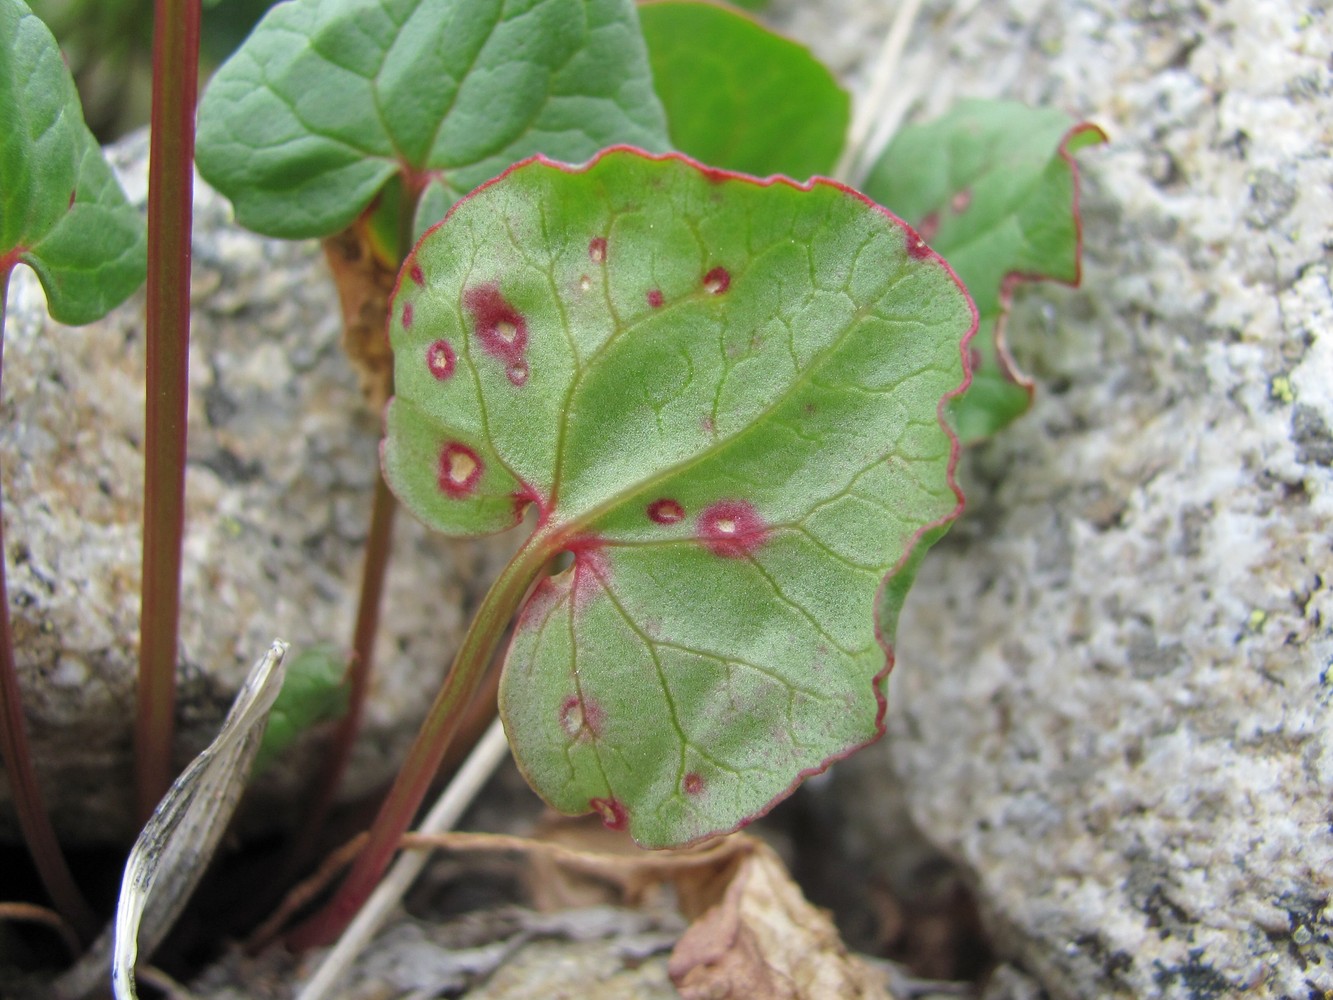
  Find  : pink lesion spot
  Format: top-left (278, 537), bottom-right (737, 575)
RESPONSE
top-left (589, 796), bottom-right (628, 831)
top-left (703, 267), bottom-right (731, 295)
top-left (950, 188), bottom-right (972, 214)
top-left (437, 442), bottom-right (482, 498)
top-left (905, 225), bottom-right (933, 260)
top-left (463, 284), bottom-right (530, 387)
top-left (647, 498), bottom-right (685, 524)
top-left (646, 289), bottom-right (664, 309)
top-left (426, 339), bottom-right (456, 380)
top-left (917, 211), bottom-right (940, 243)
top-left (559, 694), bottom-right (605, 740)
top-left (697, 500), bottom-right (768, 558)
top-left (567, 537), bottom-right (610, 610)
top-left (401, 301), bottom-right (414, 329)
top-left (969, 347), bottom-right (984, 373)
top-left (683, 772), bottom-right (705, 795)
top-left (588, 237), bottom-right (607, 264)
top-left (67, 188), bottom-right (76, 209)
top-left (409, 262), bottom-right (425, 286)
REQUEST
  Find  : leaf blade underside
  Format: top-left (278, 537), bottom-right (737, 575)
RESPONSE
top-left (383, 149), bottom-right (975, 847)
top-left (195, 0), bottom-right (670, 241)
top-left (863, 100), bottom-right (1105, 443)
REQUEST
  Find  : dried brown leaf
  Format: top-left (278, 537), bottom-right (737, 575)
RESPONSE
top-left (668, 841), bottom-right (893, 1000)
top-left (321, 223), bottom-right (395, 409)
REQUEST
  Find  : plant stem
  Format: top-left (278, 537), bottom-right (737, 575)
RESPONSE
top-left (295, 717), bottom-right (511, 1000)
top-left (293, 471), bottom-right (395, 857)
top-left (286, 534), bottom-right (552, 949)
top-left (0, 266), bottom-right (99, 942)
top-left (296, 181), bottom-right (425, 856)
top-left (135, 0), bottom-right (201, 825)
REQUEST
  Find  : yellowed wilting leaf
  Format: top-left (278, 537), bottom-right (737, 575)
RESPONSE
top-left (667, 840), bottom-right (893, 1000)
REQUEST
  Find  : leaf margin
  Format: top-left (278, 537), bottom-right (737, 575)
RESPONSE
top-left (381, 144), bottom-right (979, 847)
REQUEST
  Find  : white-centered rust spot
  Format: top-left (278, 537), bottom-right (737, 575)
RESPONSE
top-left (446, 450), bottom-right (477, 484)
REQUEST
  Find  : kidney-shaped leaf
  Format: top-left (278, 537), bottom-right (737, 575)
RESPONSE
top-left (0, 0), bottom-right (146, 324)
top-left (863, 100), bottom-right (1104, 443)
top-left (195, 0), bottom-right (670, 241)
top-left (383, 148), bottom-right (975, 848)
top-left (640, 1), bottom-right (848, 180)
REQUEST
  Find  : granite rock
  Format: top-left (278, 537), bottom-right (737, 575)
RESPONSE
top-left (764, 0), bottom-right (1333, 997)
top-left (0, 132), bottom-right (518, 845)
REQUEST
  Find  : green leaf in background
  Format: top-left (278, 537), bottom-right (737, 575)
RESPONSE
top-left (195, 0), bottom-right (671, 241)
top-left (383, 148), bottom-right (974, 847)
top-left (0, 0), bottom-right (146, 323)
top-left (252, 645), bottom-right (349, 776)
top-left (862, 100), bottom-right (1104, 443)
top-left (640, 0), bottom-right (847, 180)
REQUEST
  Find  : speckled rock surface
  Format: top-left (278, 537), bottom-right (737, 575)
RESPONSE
top-left (0, 132), bottom-right (517, 844)
top-left (763, 1), bottom-right (1332, 998)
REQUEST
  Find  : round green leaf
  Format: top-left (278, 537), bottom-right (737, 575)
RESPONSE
top-left (0, 0), bottom-right (145, 322)
top-left (195, 0), bottom-right (671, 240)
top-left (383, 148), bottom-right (974, 847)
top-left (863, 100), bottom-right (1105, 442)
top-left (640, 1), bottom-right (848, 180)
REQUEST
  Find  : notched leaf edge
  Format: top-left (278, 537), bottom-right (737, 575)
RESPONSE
top-left (973, 121), bottom-right (1108, 408)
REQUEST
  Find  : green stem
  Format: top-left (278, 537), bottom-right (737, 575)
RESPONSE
top-left (286, 533), bottom-right (552, 949)
top-left (0, 266), bottom-right (98, 941)
top-left (135, 0), bottom-right (200, 824)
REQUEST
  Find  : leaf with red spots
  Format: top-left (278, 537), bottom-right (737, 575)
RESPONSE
top-left (639, 1), bottom-right (849, 180)
top-left (0, 0), bottom-right (146, 324)
top-left (863, 100), bottom-right (1105, 443)
top-left (195, 0), bottom-right (670, 242)
top-left (383, 148), bottom-right (974, 847)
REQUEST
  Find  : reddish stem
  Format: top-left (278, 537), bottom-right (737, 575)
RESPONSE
top-left (286, 533), bottom-right (552, 949)
top-left (135, 0), bottom-right (200, 824)
top-left (292, 470), bottom-right (395, 860)
top-left (0, 266), bottom-right (98, 941)
top-left (295, 176), bottom-right (426, 857)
